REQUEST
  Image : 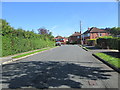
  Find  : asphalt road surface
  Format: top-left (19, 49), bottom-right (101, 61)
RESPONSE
top-left (1, 45), bottom-right (119, 89)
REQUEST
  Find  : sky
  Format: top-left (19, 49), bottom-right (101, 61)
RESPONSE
top-left (2, 2), bottom-right (118, 37)
top-left (1, 0), bottom-right (118, 2)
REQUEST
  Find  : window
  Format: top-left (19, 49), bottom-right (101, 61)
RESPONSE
top-left (61, 39), bottom-right (64, 41)
top-left (77, 36), bottom-right (80, 38)
top-left (87, 33), bottom-right (90, 36)
top-left (84, 33), bottom-right (90, 37)
top-left (98, 33), bottom-right (102, 36)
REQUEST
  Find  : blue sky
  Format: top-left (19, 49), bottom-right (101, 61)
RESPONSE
top-left (2, 2), bottom-right (118, 37)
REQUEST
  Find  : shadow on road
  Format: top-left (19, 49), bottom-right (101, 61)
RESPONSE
top-left (2, 61), bottom-right (113, 89)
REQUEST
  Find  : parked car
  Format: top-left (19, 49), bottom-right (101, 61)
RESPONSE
top-left (55, 42), bottom-right (61, 46)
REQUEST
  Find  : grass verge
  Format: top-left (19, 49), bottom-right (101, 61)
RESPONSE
top-left (80, 45), bottom-right (89, 51)
top-left (95, 53), bottom-right (120, 68)
top-left (12, 47), bottom-right (56, 59)
top-left (83, 47), bottom-right (89, 51)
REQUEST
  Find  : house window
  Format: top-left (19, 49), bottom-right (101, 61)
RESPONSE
top-left (77, 36), bottom-right (80, 38)
top-left (98, 33), bottom-right (102, 36)
top-left (87, 33), bottom-right (90, 36)
top-left (84, 33), bottom-right (90, 37)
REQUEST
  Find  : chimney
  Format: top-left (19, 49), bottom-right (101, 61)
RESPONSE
top-left (88, 27), bottom-right (91, 30)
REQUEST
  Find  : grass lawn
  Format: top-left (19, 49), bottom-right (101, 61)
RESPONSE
top-left (80, 45), bottom-right (89, 51)
top-left (12, 46), bottom-right (56, 59)
top-left (95, 53), bottom-right (120, 68)
top-left (83, 47), bottom-right (89, 50)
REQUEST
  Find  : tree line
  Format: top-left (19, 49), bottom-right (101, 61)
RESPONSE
top-left (105, 27), bottom-right (120, 36)
top-left (1, 19), bottom-right (55, 56)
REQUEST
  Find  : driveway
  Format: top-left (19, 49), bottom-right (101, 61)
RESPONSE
top-left (1, 45), bottom-right (119, 89)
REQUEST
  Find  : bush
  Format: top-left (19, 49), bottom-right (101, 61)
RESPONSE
top-left (118, 39), bottom-right (120, 52)
top-left (86, 39), bottom-right (96, 46)
top-left (2, 19), bottom-right (55, 56)
top-left (66, 41), bottom-right (70, 44)
top-left (96, 36), bottom-right (120, 51)
top-left (109, 38), bottom-right (120, 51)
top-left (96, 38), bottom-right (110, 49)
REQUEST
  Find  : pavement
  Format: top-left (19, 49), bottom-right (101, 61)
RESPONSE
top-left (84, 45), bottom-right (119, 53)
top-left (0, 47), bottom-right (52, 65)
top-left (1, 45), bottom-right (119, 89)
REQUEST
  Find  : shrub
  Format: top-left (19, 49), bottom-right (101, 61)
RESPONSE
top-left (96, 38), bottom-right (110, 49)
top-left (2, 19), bottom-right (55, 56)
top-left (109, 37), bottom-right (120, 51)
top-left (96, 36), bottom-right (120, 51)
top-left (86, 39), bottom-right (96, 46)
top-left (98, 36), bottom-right (113, 39)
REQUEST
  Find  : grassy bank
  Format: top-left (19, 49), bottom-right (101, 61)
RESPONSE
top-left (12, 46), bottom-right (56, 58)
top-left (95, 53), bottom-right (120, 68)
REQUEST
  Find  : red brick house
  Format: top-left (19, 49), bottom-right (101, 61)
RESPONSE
top-left (68, 32), bottom-right (81, 44)
top-left (54, 36), bottom-right (68, 44)
top-left (82, 27), bottom-right (109, 44)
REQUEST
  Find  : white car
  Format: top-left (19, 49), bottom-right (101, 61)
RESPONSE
top-left (55, 42), bottom-right (61, 46)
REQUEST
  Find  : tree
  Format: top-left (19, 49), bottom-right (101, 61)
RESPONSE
top-left (106, 27), bottom-right (120, 36)
top-left (1, 19), bottom-right (14, 36)
top-left (38, 27), bottom-right (50, 35)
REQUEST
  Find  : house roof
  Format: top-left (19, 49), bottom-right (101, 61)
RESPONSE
top-left (70, 32), bottom-right (81, 37)
top-left (55, 36), bottom-right (63, 38)
top-left (83, 30), bottom-right (89, 34)
top-left (54, 36), bottom-right (67, 39)
top-left (83, 27), bottom-right (108, 34)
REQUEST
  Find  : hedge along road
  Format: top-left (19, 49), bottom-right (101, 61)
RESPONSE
top-left (1, 45), bottom-right (119, 89)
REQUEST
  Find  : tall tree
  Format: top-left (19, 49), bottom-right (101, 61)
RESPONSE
top-left (106, 27), bottom-right (120, 36)
top-left (38, 27), bottom-right (50, 35)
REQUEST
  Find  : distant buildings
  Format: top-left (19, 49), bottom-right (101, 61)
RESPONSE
top-left (54, 36), bottom-right (68, 44)
top-left (82, 27), bottom-right (109, 44)
top-left (55, 27), bottom-right (110, 45)
top-left (68, 32), bottom-right (81, 44)
top-left (68, 27), bottom-right (109, 45)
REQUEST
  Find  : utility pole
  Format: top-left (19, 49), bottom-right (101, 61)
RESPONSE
top-left (80, 21), bottom-right (82, 45)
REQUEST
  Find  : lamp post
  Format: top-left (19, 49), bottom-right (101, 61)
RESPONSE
top-left (80, 21), bottom-right (83, 45)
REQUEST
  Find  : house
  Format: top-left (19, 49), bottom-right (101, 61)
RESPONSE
top-left (54, 36), bottom-right (68, 44)
top-left (68, 32), bottom-right (81, 44)
top-left (82, 27), bottom-right (109, 44)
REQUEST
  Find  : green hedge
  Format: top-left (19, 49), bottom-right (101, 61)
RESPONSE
top-left (96, 38), bottom-right (111, 49)
top-left (86, 39), bottom-right (96, 46)
top-left (96, 36), bottom-right (120, 51)
top-left (1, 19), bottom-right (55, 56)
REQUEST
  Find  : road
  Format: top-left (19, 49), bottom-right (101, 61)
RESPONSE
top-left (1, 45), bottom-right (119, 89)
